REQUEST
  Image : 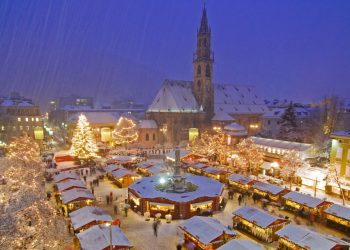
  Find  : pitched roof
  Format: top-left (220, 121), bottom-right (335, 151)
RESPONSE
top-left (53, 172), bottom-right (80, 183)
top-left (211, 112), bottom-right (234, 121)
top-left (77, 225), bottom-right (132, 250)
top-left (138, 119), bottom-right (158, 129)
top-left (232, 206), bottom-right (287, 228)
top-left (179, 216), bottom-right (236, 245)
top-left (283, 191), bottom-right (326, 208)
top-left (276, 224), bottom-right (349, 250)
top-left (324, 204), bottom-right (350, 221)
top-left (69, 206), bottom-right (112, 230)
top-left (61, 188), bottom-right (95, 204)
top-left (228, 174), bottom-right (255, 185)
top-left (111, 169), bottom-right (137, 179)
top-left (217, 239), bottom-right (264, 250)
top-left (252, 182), bottom-right (285, 195)
top-left (56, 179), bottom-right (86, 192)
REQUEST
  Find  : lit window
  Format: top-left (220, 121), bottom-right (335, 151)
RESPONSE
top-left (36, 118), bottom-right (39, 122)
top-left (1, 126), bottom-right (4, 131)
top-left (31, 118), bottom-right (34, 121)
top-left (17, 117), bottom-right (21, 122)
top-left (26, 126), bottom-right (30, 131)
top-left (25, 117), bottom-right (29, 122)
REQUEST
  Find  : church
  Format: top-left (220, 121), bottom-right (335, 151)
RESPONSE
top-left (146, 6), bottom-right (266, 145)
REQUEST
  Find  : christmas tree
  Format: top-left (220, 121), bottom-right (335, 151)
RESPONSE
top-left (70, 114), bottom-right (98, 160)
top-left (112, 116), bottom-right (138, 147)
top-left (236, 138), bottom-right (264, 175)
top-left (278, 103), bottom-right (301, 142)
top-left (280, 150), bottom-right (303, 189)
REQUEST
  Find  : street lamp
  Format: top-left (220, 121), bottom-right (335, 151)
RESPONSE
top-left (105, 223), bottom-right (113, 250)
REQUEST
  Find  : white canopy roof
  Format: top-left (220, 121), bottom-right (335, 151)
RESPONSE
top-left (233, 206), bottom-right (286, 228)
top-left (179, 216), bottom-right (236, 245)
top-left (61, 188), bottom-right (95, 204)
top-left (228, 174), bottom-right (254, 185)
top-left (217, 239), bottom-right (264, 250)
top-left (276, 224), bottom-right (349, 250)
top-left (77, 225), bottom-right (132, 250)
top-left (53, 172), bottom-right (80, 183)
top-left (324, 204), bottom-right (350, 221)
top-left (111, 169), bottom-right (136, 179)
top-left (69, 206), bottom-right (112, 230)
top-left (224, 122), bottom-right (246, 131)
top-left (283, 191), bottom-right (326, 208)
top-left (56, 179), bottom-right (86, 192)
top-left (252, 182), bottom-right (285, 195)
top-left (251, 136), bottom-right (312, 152)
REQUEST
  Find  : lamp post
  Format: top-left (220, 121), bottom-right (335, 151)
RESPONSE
top-left (105, 223), bottom-right (113, 250)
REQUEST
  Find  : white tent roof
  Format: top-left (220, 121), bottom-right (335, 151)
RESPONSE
top-left (324, 204), bottom-right (350, 221)
top-left (252, 181), bottom-right (285, 195)
top-left (283, 191), bottom-right (326, 208)
top-left (217, 239), bottom-right (264, 250)
top-left (69, 206), bottom-right (112, 231)
top-left (232, 206), bottom-right (286, 228)
top-left (224, 122), bottom-right (246, 131)
top-left (111, 169), bottom-right (136, 179)
top-left (276, 224), bottom-right (349, 250)
top-left (179, 216), bottom-right (236, 245)
top-left (228, 174), bottom-right (254, 185)
top-left (56, 179), bottom-right (86, 192)
top-left (77, 225), bottom-right (132, 250)
top-left (53, 172), bottom-right (80, 183)
top-left (61, 188), bottom-right (95, 204)
top-left (251, 136), bottom-right (312, 152)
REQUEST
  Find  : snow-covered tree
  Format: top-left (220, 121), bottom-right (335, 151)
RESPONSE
top-left (236, 138), bottom-right (264, 175)
top-left (70, 114), bottom-right (98, 160)
top-left (278, 103), bottom-right (301, 142)
top-left (113, 116), bottom-right (138, 147)
top-left (0, 137), bottom-right (70, 249)
top-left (326, 163), bottom-right (346, 205)
top-left (6, 133), bottom-right (41, 167)
top-left (322, 96), bottom-right (339, 136)
top-left (280, 150), bottom-right (303, 190)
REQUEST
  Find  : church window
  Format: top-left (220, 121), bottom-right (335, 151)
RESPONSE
top-left (152, 133), bottom-right (156, 141)
top-left (205, 64), bottom-right (210, 77)
top-left (197, 65), bottom-right (201, 76)
top-left (197, 80), bottom-right (201, 88)
top-left (146, 134), bottom-right (149, 141)
top-left (203, 38), bottom-right (207, 47)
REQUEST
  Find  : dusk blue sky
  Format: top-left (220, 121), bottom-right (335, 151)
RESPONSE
top-left (0, 0), bottom-right (349, 108)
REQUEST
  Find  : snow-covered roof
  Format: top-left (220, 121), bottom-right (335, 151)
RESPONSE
top-left (105, 164), bottom-right (124, 173)
top-left (324, 204), bottom-right (350, 221)
top-left (202, 166), bottom-right (226, 175)
top-left (224, 122), bottom-right (246, 131)
top-left (111, 155), bottom-right (138, 163)
top-left (228, 174), bottom-right (255, 185)
top-left (331, 130), bottom-right (350, 138)
top-left (136, 160), bottom-right (160, 169)
top-left (232, 206), bottom-right (287, 228)
top-left (61, 188), bottom-right (95, 204)
top-left (252, 182), bottom-right (285, 195)
top-left (147, 80), bottom-right (267, 114)
top-left (211, 112), bottom-right (234, 121)
top-left (263, 107), bottom-right (310, 119)
top-left (251, 136), bottom-right (312, 152)
top-left (138, 119), bottom-right (158, 129)
top-left (214, 84), bottom-right (266, 115)
top-left (147, 166), bottom-right (168, 175)
top-left (217, 239), bottom-right (264, 250)
top-left (165, 149), bottom-right (191, 161)
top-left (56, 161), bottom-right (80, 171)
top-left (56, 179), bottom-right (86, 192)
top-left (296, 166), bottom-right (328, 180)
top-left (53, 172), bottom-right (80, 183)
top-left (111, 169), bottom-right (136, 179)
top-left (283, 191), bottom-right (327, 208)
top-left (179, 216), bottom-right (236, 245)
top-left (69, 206), bottom-right (112, 231)
top-left (276, 224), bottom-right (350, 250)
top-left (147, 80), bottom-right (199, 113)
top-left (77, 224), bottom-right (132, 250)
top-left (190, 163), bottom-right (208, 170)
top-left (0, 99), bottom-right (14, 106)
top-left (68, 112), bottom-right (118, 124)
top-left (129, 174), bottom-right (224, 202)
top-left (17, 101), bottom-right (33, 107)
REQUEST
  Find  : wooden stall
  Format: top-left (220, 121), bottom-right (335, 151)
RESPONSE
top-left (252, 181), bottom-right (289, 202)
top-left (324, 204), bottom-right (350, 233)
top-left (202, 167), bottom-right (227, 182)
top-left (110, 169), bottom-right (138, 188)
top-left (60, 188), bottom-right (95, 215)
top-left (187, 163), bottom-right (208, 175)
top-left (228, 174), bottom-right (255, 191)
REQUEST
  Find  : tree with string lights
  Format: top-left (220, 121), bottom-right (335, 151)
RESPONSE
top-left (326, 163), bottom-right (346, 205)
top-left (0, 135), bottom-right (70, 249)
top-left (70, 114), bottom-right (99, 161)
top-left (236, 138), bottom-right (264, 176)
top-left (280, 150), bottom-right (303, 190)
top-left (112, 116), bottom-right (138, 148)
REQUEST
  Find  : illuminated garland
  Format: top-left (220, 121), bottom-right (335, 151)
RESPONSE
top-left (70, 114), bottom-right (98, 160)
top-left (112, 117), bottom-right (138, 146)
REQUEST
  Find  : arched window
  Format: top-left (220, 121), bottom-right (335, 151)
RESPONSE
top-left (145, 133), bottom-right (149, 141)
top-left (205, 64), bottom-right (211, 77)
top-left (152, 133), bottom-right (156, 141)
top-left (197, 65), bottom-right (201, 76)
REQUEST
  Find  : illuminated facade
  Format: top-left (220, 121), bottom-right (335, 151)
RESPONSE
top-left (330, 131), bottom-right (350, 177)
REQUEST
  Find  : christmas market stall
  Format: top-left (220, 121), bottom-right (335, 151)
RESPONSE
top-left (202, 167), bottom-right (228, 182)
top-left (179, 216), bottom-right (237, 250)
top-left (252, 181), bottom-right (289, 202)
top-left (110, 169), bottom-right (139, 188)
top-left (232, 206), bottom-right (289, 243)
top-left (141, 165), bottom-right (168, 176)
top-left (187, 163), bottom-right (208, 175)
top-left (282, 191), bottom-right (332, 218)
top-left (53, 171), bottom-right (80, 183)
top-left (69, 206), bottom-right (112, 233)
top-left (60, 188), bottom-right (95, 215)
top-left (107, 155), bottom-right (141, 168)
top-left (105, 164), bottom-right (125, 174)
top-left (135, 160), bottom-right (158, 175)
top-left (217, 239), bottom-right (265, 250)
top-left (76, 224), bottom-right (133, 250)
top-left (128, 174), bottom-right (224, 219)
top-left (324, 204), bottom-right (350, 233)
top-left (55, 179), bottom-right (87, 194)
top-left (275, 224), bottom-right (350, 250)
top-left (228, 174), bottom-right (255, 192)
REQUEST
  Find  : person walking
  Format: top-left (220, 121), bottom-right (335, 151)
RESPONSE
top-left (153, 220), bottom-right (159, 237)
top-left (238, 194), bottom-right (242, 206)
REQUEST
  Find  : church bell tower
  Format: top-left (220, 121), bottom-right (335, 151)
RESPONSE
top-left (193, 4), bottom-right (214, 118)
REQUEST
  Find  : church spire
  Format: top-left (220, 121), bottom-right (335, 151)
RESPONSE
top-left (199, 4), bottom-right (210, 33)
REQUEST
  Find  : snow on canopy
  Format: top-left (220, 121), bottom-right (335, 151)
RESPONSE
top-left (324, 204), bottom-right (350, 221)
top-left (138, 119), bottom-right (158, 129)
top-left (276, 224), bottom-right (350, 250)
top-left (251, 136), bottom-right (312, 152)
top-left (282, 191), bottom-right (327, 208)
top-left (60, 188), bottom-right (95, 204)
top-left (147, 79), bottom-right (266, 114)
top-left (217, 239), bottom-right (264, 250)
top-left (252, 181), bottom-right (286, 196)
top-left (53, 171), bottom-right (80, 183)
top-left (77, 224), bottom-right (132, 250)
top-left (232, 206), bottom-right (287, 228)
top-left (228, 174), bottom-right (255, 185)
top-left (56, 179), bottom-right (86, 193)
top-left (69, 206), bottom-right (112, 231)
top-left (179, 216), bottom-right (236, 245)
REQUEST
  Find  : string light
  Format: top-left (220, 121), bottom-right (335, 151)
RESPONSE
top-left (112, 117), bottom-right (138, 146)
